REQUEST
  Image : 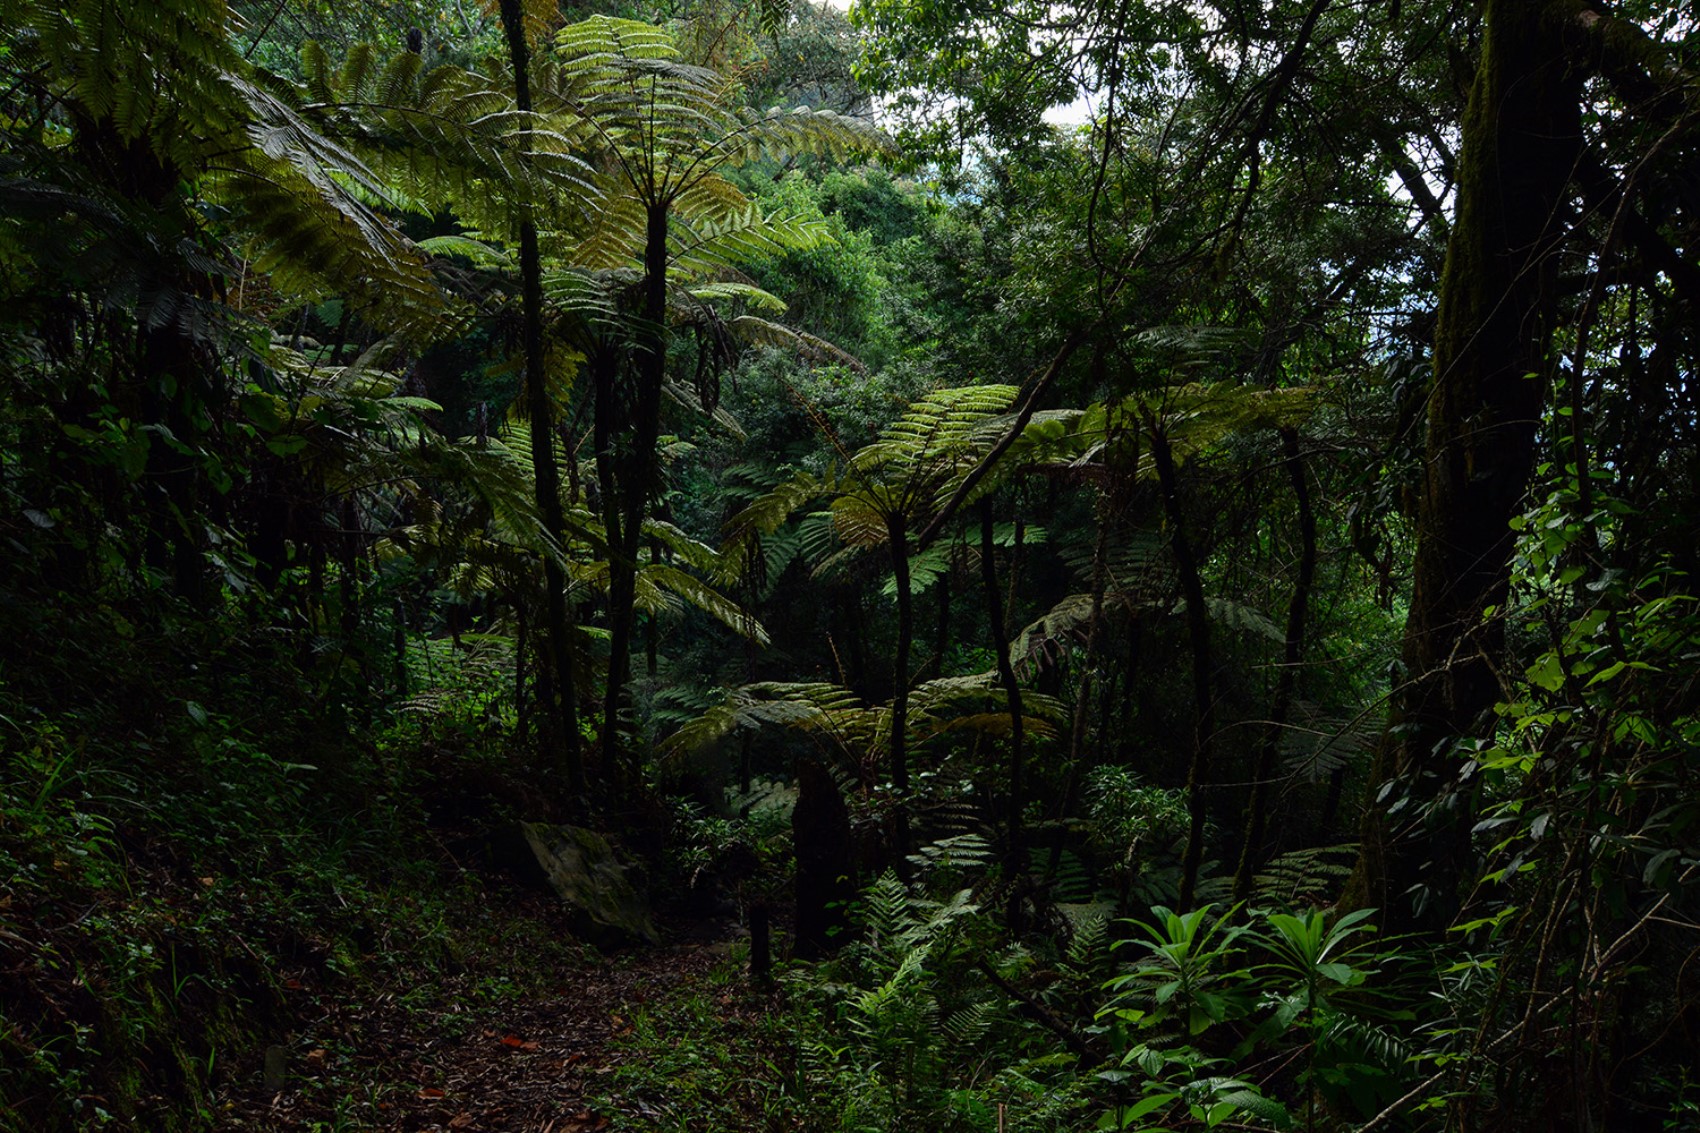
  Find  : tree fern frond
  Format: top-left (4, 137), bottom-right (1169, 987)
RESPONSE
top-left (1279, 703), bottom-right (1384, 784)
top-left (418, 234), bottom-right (514, 269)
top-left (638, 563), bottom-right (769, 643)
top-left (718, 468), bottom-right (836, 584)
top-left (688, 281), bottom-right (787, 312)
top-left (727, 316), bottom-right (865, 371)
top-left (657, 680), bottom-right (865, 760)
top-left (1252, 844), bottom-right (1358, 904)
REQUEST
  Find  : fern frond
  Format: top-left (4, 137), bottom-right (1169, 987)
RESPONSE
top-left (639, 562), bottom-right (769, 644)
top-left (1251, 844), bottom-right (1358, 904)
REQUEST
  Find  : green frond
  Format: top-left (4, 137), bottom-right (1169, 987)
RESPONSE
top-left (831, 492), bottom-right (894, 547)
top-left (672, 171), bottom-right (757, 222)
top-left (718, 104), bottom-right (889, 168)
top-left (906, 672), bottom-right (1066, 743)
top-left (1126, 382), bottom-right (1315, 470)
top-left (1009, 591), bottom-right (1147, 674)
top-left (515, 0), bottom-right (560, 47)
top-left (728, 316), bottom-right (865, 371)
top-left (718, 468), bottom-right (836, 584)
top-left (658, 680), bottom-right (866, 760)
top-left (378, 50), bottom-right (426, 106)
top-left (1173, 596), bottom-right (1285, 644)
top-left (858, 384), bottom-right (1020, 477)
top-left (1279, 703), bottom-right (1385, 784)
top-left (418, 235), bottom-right (514, 270)
top-left (555, 15), bottom-right (682, 65)
top-left (671, 207), bottom-right (835, 277)
top-left (687, 282), bottom-right (787, 312)
top-left (880, 543), bottom-right (955, 596)
top-left (214, 158), bottom-right (443, 334)
top-left (640, 518), bottom-right (727, 575)
top-left (1252, 844), bottom-right (1359, 905)
top-left (540, 267), bottom-right (621, 327)
top-left (302, 40), bottom-right (335, 103)
top-left (570, 192), bottom-right (648, 269)
top-left (337, 43), bottom-right (378, 103)
top-left (639, 564), bottom-right (769, 643)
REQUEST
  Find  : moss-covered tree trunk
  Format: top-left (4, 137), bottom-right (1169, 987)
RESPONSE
top-left (1347, 0), bottom-right (1582, 928)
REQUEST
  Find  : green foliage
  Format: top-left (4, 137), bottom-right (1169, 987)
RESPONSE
top-left (1099, 904), bottom-right (1413, 1131)
top-left (798, 872), bottom-right (1085, 1132)
top-left (1105, 904), bottom-right (1251, 1038)
top-left (6, 0), bottom-right (1700, 1130)
top-left (1086, 767), bottom-right (1189, 878)
top-left (658, 675), bottom-right (1066, 781)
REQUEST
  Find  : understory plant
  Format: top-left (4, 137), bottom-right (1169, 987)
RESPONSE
top-left (1098, 902), bottom-right (1417, 1131)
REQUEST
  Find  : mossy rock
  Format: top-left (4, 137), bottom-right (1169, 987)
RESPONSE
top-left (520, 823), bottom-right (659, 946)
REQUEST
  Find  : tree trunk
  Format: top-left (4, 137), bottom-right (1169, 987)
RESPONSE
top-left (980, 501), bottom-right (1027, 928)
top-left (793, 756), bottom-right (854, 958)
top-left (888, 511), bottom-right (914, 861)
top-left (499, 0), bottom-right (582, 795)
top-left (602, 200), bottom-right (672, 784)
top-left (1234, 427), bottom-right (1316, 898)
top-left (1347, 0), bottom-right (1582, 928)
top-left (1150, 426), bottom-right (1214, 912)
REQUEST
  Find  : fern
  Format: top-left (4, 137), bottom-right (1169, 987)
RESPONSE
top-left (1279, 702), bottom-right (1384, 784)
top-left (1171, 596), bottom-right (1286, 644)
top-left (1252, 844), bottom-right (1358, 905)
top-left (941, 999), bottom-right (998, 1049)
top-left (1037, 847), bottom-right (1095, 905)
top-left (1064, 905), bottom-right (1113, 974)
top-left (906, 832), bottom-right (996, 885)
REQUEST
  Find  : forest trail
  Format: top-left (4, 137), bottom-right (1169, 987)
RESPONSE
top-left (222, 925), bottom-right (742, 1132)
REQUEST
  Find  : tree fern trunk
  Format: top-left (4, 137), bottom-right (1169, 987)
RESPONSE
top-left (981, 500), bottom-right (1027, 928)
top-left (888, 511), bottom-right (913, 861)
top-left (1151, 426), bottom-right (1214, 912)
top-left (602, 200), bottom-right (672, 785)
top-left (1234, 426), bottom-right (1316, 898)
top-left (500, 0), bottom-right (582, 795)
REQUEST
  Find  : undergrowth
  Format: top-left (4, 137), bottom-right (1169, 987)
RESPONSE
top-left (0, 590), bottom-right (583, 1131)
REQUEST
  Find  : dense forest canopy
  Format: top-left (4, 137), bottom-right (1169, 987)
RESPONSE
top-left (2, 0), bottom-right (1698, 1129)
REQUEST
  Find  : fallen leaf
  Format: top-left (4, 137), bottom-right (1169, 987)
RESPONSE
top-left (520, 1040), bottom-right (540, 1051)
top-left (500, 1035), bottom-right (525, 1048)
top-left (448, 1114), bottom-right (475, 1129)
top-left (418, 1087), bottom-right (445, 1099)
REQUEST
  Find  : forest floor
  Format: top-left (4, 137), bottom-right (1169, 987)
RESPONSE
top-left (216, 903), bottom-right (760, 1132)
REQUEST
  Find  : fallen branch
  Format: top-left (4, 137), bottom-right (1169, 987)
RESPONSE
top-left (976, 959), bottom-right (1093, 1061)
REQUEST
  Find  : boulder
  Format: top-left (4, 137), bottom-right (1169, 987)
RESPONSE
top-left (520, 823), bottom-right (659, 946)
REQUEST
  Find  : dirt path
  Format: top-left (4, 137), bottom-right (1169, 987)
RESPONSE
top-left (222, 924), bottom-right (738, 1132)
